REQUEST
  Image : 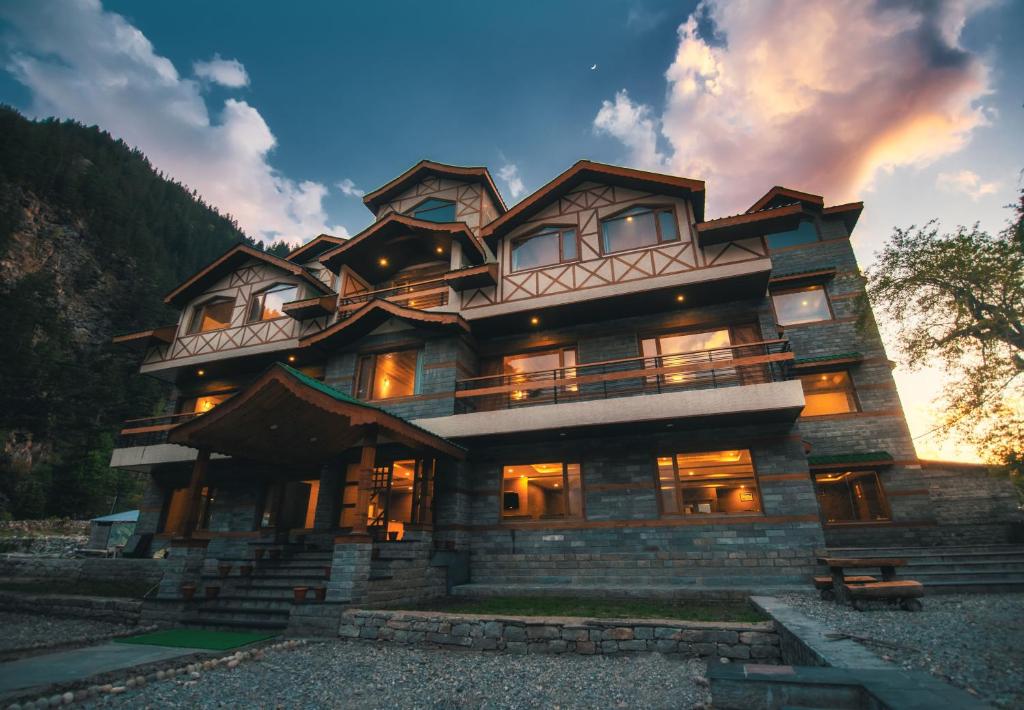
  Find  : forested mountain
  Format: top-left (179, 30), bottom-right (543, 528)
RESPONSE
top-left (0, 106), bottom-right (282, 519)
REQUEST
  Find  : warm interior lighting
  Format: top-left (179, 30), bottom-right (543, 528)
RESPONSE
top-left (530, 316), bottom-right (540, 325)
top-left (801, 300), bottom-right (809, 306)
top-left (288, 355), bottom-right (296, 363)
top-left (676, 294), bottom-right (685, 302)
top-left (379, 257), bottom-right (389, 267)
top-left (625, 216), bottom-right (634, 222)
top-left (197, 369), bottom-right (205, 376)
top-left (435, 246), bottom-right (444, 254)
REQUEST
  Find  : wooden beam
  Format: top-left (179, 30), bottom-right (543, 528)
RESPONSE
top-left (349, 427), bottom-right (378, 536)
top-left (180, 448), bottom-right (210, 540)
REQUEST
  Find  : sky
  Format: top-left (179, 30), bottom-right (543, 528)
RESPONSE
top-left (0, 0), bottom-right (1021, 461)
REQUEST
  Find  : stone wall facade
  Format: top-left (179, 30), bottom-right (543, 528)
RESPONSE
top-left (339, 609), bottom-right (781, 660)
top-left (0, 556), bottom-right (165, 587)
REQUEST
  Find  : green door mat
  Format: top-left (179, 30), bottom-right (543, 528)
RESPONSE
top-left (116, 629), bottom-right (276, 651)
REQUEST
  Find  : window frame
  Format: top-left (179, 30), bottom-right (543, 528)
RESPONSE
top-left (599, 204), bottom-right (681, 256)
top-left (501, 346), bottom-right (579, 404)
top-left (407, 197), bottom-right (457, 223)
top-left (354, 348), bottom-right (423, 401)
top-left (509, 225), bottom-right (580, 273)
top-left (186, 296), bottom-right (235, 335)
top-left (764, 219), bottom-right (820, 250)
top-left (246, 283), bottom-right (299, 324)
top-left (798, 369), bottom-right (860, 417)
top-left (813, 470), bottom-right (892, 525)
top-left (499, 461), bottom-right (585, 522)
top-left (770, 284), bottom-right (835, 327)
top-left (653, 449), bottom-right (765, 518)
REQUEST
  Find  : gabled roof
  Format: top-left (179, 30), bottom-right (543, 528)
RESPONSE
top-left (747, 186), bottom-right (824, 214)
top-left (301, 299), bottom-right (469, 349)
top-left (822, 202), bottom-right (864, 233)
top-left (482, 161), bottom-right (705, 242)
top-left (696, 203), bottom-right (804, 246)
top-left (167, 362), bottom-right (465, 463)
top-left (363, 160), bottom-right (508, 214)
top-left (286, 233), bottom-right (347, 263)
top-left (112, 325), bottom-right (177, 348)
top-left (318, 213), bottom-right (490, 273)
top-left (164, 244), bottom-right (331, 308)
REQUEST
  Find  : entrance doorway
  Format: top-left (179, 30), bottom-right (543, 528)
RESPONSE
top-left (259, 479), bottom-right (320, 534)
top-left (340, 458), bottom-right (435, 539)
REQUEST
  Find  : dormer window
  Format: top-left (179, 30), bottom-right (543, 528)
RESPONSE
top-left (765, 220), bottom-right (818, 250)
top-left (186, 297), bottom-right (234, 334)
top-left (408, 198), bottom-right (456, 223)
top-left (511, 226), bottom-right (578, 272)
top-left (600, 205), bottom-right (680, 254)
top-left (247, 284), bottom-right (298, 322)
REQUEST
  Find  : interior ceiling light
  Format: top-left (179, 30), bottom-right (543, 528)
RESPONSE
top-left (379, 257), bottom-right (389, 267)
top-left (530, 316), bottom-right (540, 326)
top-left (676, 294), bottom-right (685, 302)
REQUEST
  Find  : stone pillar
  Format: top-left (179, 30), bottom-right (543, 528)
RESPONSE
top-left (326, 535), bottom-right (372, 604)
top-left (156, 539), bottom-right (209, 600)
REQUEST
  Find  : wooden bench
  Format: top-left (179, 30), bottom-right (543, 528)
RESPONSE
top-left (812, 574), bottom-right (877, 601)
top-left (843, 580), bottom-right (924, 612)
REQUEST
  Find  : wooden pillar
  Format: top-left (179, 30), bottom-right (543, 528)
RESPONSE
top-left (349, 427), bottom-right (378, 536)
top-left (180, 448), bottom-right (211, 539)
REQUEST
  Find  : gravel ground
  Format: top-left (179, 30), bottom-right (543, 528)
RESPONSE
top-left (0, 613), bottom-right (133, 653)
top-left (83, 641), bottom-right (711, 710)
top-left (779, 591), bottom-right (1024, 709)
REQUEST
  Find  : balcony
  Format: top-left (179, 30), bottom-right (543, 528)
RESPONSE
top-left (415, 340), bottom-right (804, 439)
top-left (110, 412), bottom-right (210, 469)
top-left (339, 277), bottom-right (449, 315)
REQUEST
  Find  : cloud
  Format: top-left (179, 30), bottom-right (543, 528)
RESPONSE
top-left (626, 5), bottom-right (667, 33)
top-left (595, 0), bottom-right (993, 215)
top-left (193, 53), bottom-right (249, 88)
top-left (0, 0), bottom-right (348, 244)
top-left (336, 178), bottom-right (366, 198)
top-left (936, 169), bottom-right (1000, 200)
top-left (498, 162), bottom-right (526, 200)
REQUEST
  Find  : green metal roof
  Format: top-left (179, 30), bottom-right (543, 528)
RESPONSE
top-left (807, 451), bottom-right (894, 466)
top-left (275, 362), bottom-right (467, 452)
top-left (793, 352), bottom-right (863, 366)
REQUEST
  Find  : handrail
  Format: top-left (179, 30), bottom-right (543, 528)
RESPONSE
top-left (340, 277), bottom-right (448, 305)
top-left (457, 339), bottom-right (790, 387)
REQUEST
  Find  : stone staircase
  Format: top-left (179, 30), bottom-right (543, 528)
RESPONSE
top-left (183, 547), bottom-right (333, 630)
top-left (825, 544), bottom-right (1024, 593)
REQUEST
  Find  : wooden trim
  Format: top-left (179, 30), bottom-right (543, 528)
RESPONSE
top-left (286, 233), bottom-right (347, 262)
top-left (483, 160), bottom-right (705, 240)
top-left (439, 513), bottom-right (819, 533)
top-left (748, 186), bottom-right (824, 213)
top-left (597, 203), bottom-right (682, 257)
top-left (801, 409), bottom-right (903, 422)
top-left (300, 299), bottom-right (470, 349)
top-left (758, 473), bottom-right (810, 482)
top-left (120, 423), bottom-right (178, 436)
top-left (455, 351), bottom-right (794, 398)
top-left (362, 160), bottom-right (508, 213)
top-left (792, 356), bottom-right (863, 370)
top-left (809, 459), bottom-right (896, 471)
top-left (769, 268), bottom-right (837, 285)
top-left (112, 326), bottom-right (177, 346)
top-left (823, 519), bottom-right (936, 529)
top-left (698, 203), bottom-right (804, 245)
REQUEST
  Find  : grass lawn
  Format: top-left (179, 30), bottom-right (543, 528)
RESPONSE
top-left (386, 596), bottom-right (766, 622)
top-left (0, 579), bottom-right (154, 599)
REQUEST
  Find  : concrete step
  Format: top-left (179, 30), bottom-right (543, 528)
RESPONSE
top-left (186, 607), bottom-right (290, 629)
top-left (198, 597), bottom-right (294, 611)
top-left (180, 615), bottom-right (287, 631)
top-left (249, 569), bottom-right (330, 581)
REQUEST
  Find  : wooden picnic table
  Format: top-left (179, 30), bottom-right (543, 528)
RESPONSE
top-left (817, 557), bottom-right (907, 605)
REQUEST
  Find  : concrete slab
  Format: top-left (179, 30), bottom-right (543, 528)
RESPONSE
top-left (0, 642), bottom-right (206, 697)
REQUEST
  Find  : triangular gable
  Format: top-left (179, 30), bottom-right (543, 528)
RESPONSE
top-left (286, 233), bottom-right (347, 263)
top-left (481, 161), bottom-right (705, 243)
top-left (300, 299), bottom-right (470, 349)
top-left (164, 244), bottom-right (331, 308)
top-left (363, 160), bottom-right (507, 214)
top-left (747, 186), bottom-right (824, 214)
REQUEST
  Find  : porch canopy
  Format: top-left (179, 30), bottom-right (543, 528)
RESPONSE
top-left (167, 362), bottom-right (465, 466)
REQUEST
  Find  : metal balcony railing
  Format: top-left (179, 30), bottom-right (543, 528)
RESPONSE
top-left (454, 340), bottom-right (793, 414)
top-left (339, 278), bottom-right (449, 315)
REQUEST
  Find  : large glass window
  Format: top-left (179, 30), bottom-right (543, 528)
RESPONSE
top-left (178, 392), bottom-right (233, 414)
top-left (799, 371), bottom-right (858, 416)
top-left (247, 284), bottom-right (298, 322)
top-left (186, 297), bottom-right (234, 334)
top-left (355, 350), bottom-right (421, 400)
top-left (641, 329), bottom-right (733, 387)
top-left (765, 221), bottom-right (818, 250)
top-left (772, 285), bottom-right (832, 326)
top-left (511, 227), bottom-right (578, 271)
top-left (503, 348), bottom-right (578, 404)
top-left (502, 463), bottom-right (582, 520)
top-left (656, 450), bottom-right (761, 516)
top-left (600, 206), bottom-right (679, 254)
top-left (339, 459), bottom-right (435, 538)
top-left (409, 198), bottom-right (456, 223)
top-left (814, 471), bottom-right (890, 523)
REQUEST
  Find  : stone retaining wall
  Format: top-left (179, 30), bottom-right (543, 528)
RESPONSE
top-left (339, 609), bottom-right (780, 661)
top-left (0, 555), bottom-right (165, 587)
top-left (0, 591), bottom-right (142, 623)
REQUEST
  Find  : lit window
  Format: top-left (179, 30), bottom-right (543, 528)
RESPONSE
top-left (765, 221), bottom-right (818, 249)
top-left (247, 284), bottom-right (298, 322)
top-left (799, 371), bottom-right (858, 416)
top-left (355, 350), bottom-right (421, 400)
top-left (814, 471), bottom-right (890, 523)
top-left (501, 463), bottom-right (582, 520)
top-left (186, 297), bottom-right (234, 334)
top-left (511, 227), bottom-right (578, 271)
top-left (409, 198), bottom-right (456, 223)
top-left (600, 206), bottom-right (679, 254)
top-left (178, 392), bottom-right (232, 414)
top-left (641, 329), bottom-right (733, 387)
top-left (161, 485), bottom-right (217, 533)
top-left (502, 348), bottom-right (578, 404)
top-left (657, 450), bottom-right (761, 516)
top-left (771, 285), bottom-right (832, 325)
